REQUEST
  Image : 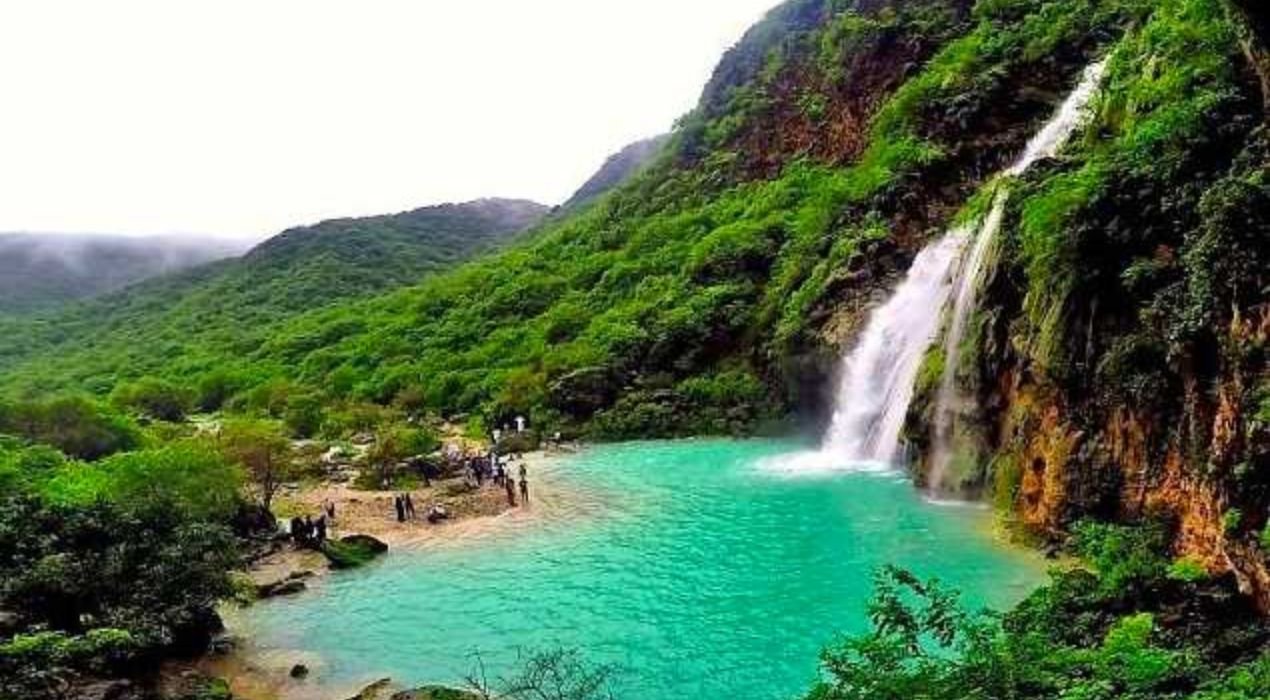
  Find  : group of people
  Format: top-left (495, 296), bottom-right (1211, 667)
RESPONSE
top-left (392, 490), bottom-right (451, 524)
top-left (463, 450), bottom-right (530, 507)
top-left (290, 500), bottom-right (336, 547)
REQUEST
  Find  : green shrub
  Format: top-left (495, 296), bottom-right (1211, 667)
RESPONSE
top-left (110, 377), bottom-right (195, 422)
top-left (0, 396), bottom-right (140, 461)
top-left (1166, 557), bottom-right (1209, 583)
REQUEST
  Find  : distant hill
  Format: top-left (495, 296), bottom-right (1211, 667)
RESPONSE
top-left (0, 198), bottom-right (547, 382)
top-left (0, 233), bottom-right (246, 315)
top-left (228, 197), bottom-right (549, 313)
top-left (560, 135), bottom-right (669, 211)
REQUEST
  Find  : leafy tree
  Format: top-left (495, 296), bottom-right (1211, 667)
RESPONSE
top-left (364, 426), bottom-right (438, 489)
top-left (215, 419), bottom-right (293, 511)
top-left (0, 396), bottom-right (140, 460)
top-left (282, 393), bottom-right (325, 438)
top-left (110, 377), bottom-right (195, 422)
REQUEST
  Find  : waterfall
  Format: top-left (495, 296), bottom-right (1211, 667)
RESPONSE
top-left (819, 230), bottom-right (969, 463)
top-left (764, 60), bottom-right (1107, 478)
top-left (926, 59), bottom-right (1107, 492)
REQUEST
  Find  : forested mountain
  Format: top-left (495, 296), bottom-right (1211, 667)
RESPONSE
top-left (2, 0), bottom-right (1269, 695)
top-left (0, 198), bottom-right (547, 392)
top-left (0, 233), bottom-right (246, 315)
top-left (560, 135), bottom-right (669, 211)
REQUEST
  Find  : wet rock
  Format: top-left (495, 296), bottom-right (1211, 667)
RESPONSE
top-left (548, 366), bottom-right (621, 417)
top-left (391, 687), bottom-right (482, 700)
top-left (345, 678), bottom-right (395, 700)
top-left (290, 663), bottom-right (310, 679)
top-left (256, 578), bottom-right (307, 598)
top-left (323, 534), bottom-right (389, 570)
top-left (0, 609), bottom-right (19, 636)
top-left (71, 679), bottom-right (141, 700)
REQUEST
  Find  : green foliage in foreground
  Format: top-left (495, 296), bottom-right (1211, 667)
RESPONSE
top-left (0, 437), bottom-right (244, 699)
top-left (806, 523), bottom-right (1270, 700)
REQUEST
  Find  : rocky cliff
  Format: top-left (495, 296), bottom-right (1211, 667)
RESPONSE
top-left (904, 0), bottom-right (1270, 609)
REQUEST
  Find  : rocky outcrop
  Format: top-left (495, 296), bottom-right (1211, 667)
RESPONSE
top-left (322, 535), bottom-right (388, 570)
top-left (907, 6), bottom-right (1270, 610)
top-left (345, 678), bottom-right (479, 700)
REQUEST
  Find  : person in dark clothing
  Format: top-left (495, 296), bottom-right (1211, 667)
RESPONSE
top-left (404, 493), bottom-right (416, 520)
top-left (290, 516), bottom-right (305, 545)
top-left (519, 476), bottom-right (529, 505)
top-left (504, 477), bottom-right (517, 507)
top-left (394, 495), bottom-right (406, 522)
top-left (315, 515), bottom-right (327, 543)
top-left (325, 500), bottom-right (336, 521)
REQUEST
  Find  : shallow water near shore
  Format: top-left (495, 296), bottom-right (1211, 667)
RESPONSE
top-left (228, 439), bottom-right (1046, 699)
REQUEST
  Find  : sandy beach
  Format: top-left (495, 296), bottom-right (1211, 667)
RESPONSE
top-left (189, 449), bottom-right (586, 700)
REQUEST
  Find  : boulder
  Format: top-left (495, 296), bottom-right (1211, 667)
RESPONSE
top-left (391, 687), bottom-right (482, 700)
top-left (548, 366), bottom-right (621, 417)
top-left (345, 678), bottom-right (395, 700)
top-left (290, 663), bottom-right (310, 679)
top-left (71, 679), bottom-right (142, 700)
top-left (256, 578), bottom-right (307, 598)
top-left (323, 534), bottom-right (388, 570)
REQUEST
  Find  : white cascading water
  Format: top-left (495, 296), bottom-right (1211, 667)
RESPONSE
top-left (819, 230), bottom-right (970, 463)
top-left (765, 60), bottom-right (1107, 478)
top-left (926, 58), bottom-right (1107, 491)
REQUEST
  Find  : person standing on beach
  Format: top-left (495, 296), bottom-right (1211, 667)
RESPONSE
top-left (519, 476), bottom-right (529, 505)
top-left (394, 495), bottom-right (405, 522)
top-left (404, 493), bottom-right (416, 520)
top-left (504, 476), bottom-right (517, 507)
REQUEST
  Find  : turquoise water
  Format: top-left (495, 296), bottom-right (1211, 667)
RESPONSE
top-left (235, 439), bottom-right (1045, 699)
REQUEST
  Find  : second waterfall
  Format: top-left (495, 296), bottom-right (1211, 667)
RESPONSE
top-left (799, 60), bottom-right (1108, 482)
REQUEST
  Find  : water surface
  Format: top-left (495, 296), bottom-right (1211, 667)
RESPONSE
top-left (234, 439), bottom-right (1044, 699)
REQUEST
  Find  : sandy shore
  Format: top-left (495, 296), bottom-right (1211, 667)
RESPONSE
top-left (283, 449), bottom-right (570, 548)
top-left (190, 449), bottom-right (585, 700)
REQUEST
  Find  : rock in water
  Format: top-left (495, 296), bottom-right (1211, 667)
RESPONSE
top-left (392, 687), bottom-right (482, 700)
top-left (256, 578), bottom-right (307, 598)
top-left (345, 678), bottom-right (395, 700)
top-left (323, 534), bottom-right (389, 569)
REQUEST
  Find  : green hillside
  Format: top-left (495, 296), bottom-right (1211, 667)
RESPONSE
top-left (0, 198), bottom-right (547, 394)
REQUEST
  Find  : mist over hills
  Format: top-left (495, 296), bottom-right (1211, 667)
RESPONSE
top-left (0, 233), bottom-right (248, 315)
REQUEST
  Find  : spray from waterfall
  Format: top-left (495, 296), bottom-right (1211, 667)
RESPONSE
top-left (763, 59), bottom-right (1107, 478)
top-left (926, 59), bottom-right (1107, 493)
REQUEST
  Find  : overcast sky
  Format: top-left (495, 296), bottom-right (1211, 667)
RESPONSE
top-left (0, 0), bottom-right (778, 240)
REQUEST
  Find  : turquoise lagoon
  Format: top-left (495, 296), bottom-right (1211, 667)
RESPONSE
top-left (232, 439), bottom-right (1046, 699)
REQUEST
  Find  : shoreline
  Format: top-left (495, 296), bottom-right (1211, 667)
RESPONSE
top-left (183, 448), bottom-right (584, 700)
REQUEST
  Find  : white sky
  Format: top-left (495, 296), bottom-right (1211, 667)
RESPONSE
top-left (0, 0), bottom-right (779, 240)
